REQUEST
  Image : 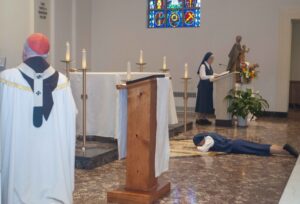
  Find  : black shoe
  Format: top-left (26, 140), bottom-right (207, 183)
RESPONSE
top-left (283, 144), bottom-right (299, 158)
top-left (204, 119), bottom-right (212, 125)
top-left (196, 119), bottom-right (212, 126)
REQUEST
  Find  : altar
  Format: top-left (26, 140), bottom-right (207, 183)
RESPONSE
top-left (70, 72), bottom-right (178, 157)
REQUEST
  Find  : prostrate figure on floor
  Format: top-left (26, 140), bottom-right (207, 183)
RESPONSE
top-left (0, 33), bottom-right (77, 204)
top-left (195, 52), bottom-right (216, 125)
top-left (193, 132), bottom-right (299, 158)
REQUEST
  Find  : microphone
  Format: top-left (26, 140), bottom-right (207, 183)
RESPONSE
top-left (219, 63), bottom-right (227, 67)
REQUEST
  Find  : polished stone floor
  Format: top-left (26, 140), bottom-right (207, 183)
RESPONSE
top-left (73, 110), bottom-right (300, 204)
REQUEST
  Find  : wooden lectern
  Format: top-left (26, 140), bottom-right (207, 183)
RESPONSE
top-left (108, 75), bottom-right (171, 204)
top-left (211, 72), bottom-right (237, 127)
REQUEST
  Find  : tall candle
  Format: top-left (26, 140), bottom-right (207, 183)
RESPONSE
top-left (184, 63), bottom-right (189, 78)
top-left (163, 56), bottom-right (167, 70)
top-left (127, 61), bottom-right (131, 80)
top-left (65, 42), bottom-right (71, 62)
top-left (82, 49), bottom-right (87, 69)
top-left (139, 50), bottom-right (144, 64)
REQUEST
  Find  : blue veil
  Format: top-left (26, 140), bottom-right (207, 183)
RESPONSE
top-left (197, 52), bottom-right (213, 74)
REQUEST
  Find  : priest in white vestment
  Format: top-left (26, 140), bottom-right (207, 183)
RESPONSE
top-left (0, 33), bottom-right (77, 204)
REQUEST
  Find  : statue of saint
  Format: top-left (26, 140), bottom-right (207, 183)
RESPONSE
top-left (240, 45), bottom-right (250, 61)
top-left (227, 35), bottom-right (242, 73)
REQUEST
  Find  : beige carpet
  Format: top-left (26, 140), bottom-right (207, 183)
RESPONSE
top-left (170, 139), bottom-right (225, 158)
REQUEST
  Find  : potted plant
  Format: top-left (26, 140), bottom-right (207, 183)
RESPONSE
top-left (225, 89), bottom-right (269, 127)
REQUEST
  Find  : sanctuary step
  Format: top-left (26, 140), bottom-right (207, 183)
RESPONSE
top-left (75, 137), bottom-right (118, 170)
top-left (75, 121), bottom-right (193, 170)
top-left (169, 122), bottom-right (194, 137)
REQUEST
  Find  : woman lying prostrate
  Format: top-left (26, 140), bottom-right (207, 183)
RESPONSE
top-left (193, 132), bottom-right (299, 158)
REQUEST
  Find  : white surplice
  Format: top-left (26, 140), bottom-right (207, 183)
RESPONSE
top-left (0, 65), bottom-right (77, 204)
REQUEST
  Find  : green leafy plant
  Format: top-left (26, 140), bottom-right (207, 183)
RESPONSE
top-left (225, 88), bottom-right (269, 119)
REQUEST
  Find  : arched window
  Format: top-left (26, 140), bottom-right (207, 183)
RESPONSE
top-left (148, 0), bottom-right (201, 28)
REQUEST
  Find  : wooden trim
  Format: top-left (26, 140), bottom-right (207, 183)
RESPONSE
top-left (215, 119), bottom-right (233, 127)
top-left (262, 111), bottom-right (288, 118)
top-left (289, 81), bottom-right (300, 105)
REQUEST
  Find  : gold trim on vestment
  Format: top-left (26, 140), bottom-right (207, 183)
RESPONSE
top-left (56, 81), bottom-right (69, 90)
top-left (0, 78), bottom-right (69, 92)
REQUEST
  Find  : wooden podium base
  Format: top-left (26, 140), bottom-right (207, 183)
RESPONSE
top-left (107, 179), bottom-right (171, 204)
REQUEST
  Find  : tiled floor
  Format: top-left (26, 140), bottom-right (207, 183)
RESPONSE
top-left (73, 111), bottom-right (300, 204)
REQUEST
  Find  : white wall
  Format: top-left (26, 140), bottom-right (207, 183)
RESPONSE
top-left (0, 0), bottom-right (91, 73)
top-left (72, 0), bottom-right (92, 70)
top-left (50, 0), bottom-right (73, 72)
top-left (0, 0), bottom-right (34, 68)
top-left (291, 20), bottom-right (300, 81)
top-left (91, 0), bottom-right (300, 112)
top-left (0, 0), bottom-right (68, 70)
top-left (50, 0), bottom-right (92, 72)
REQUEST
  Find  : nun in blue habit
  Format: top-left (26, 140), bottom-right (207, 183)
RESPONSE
top-left (195, 52), bottom-right (216, 125)
top-left (193, 132), bottom-right (299, 158)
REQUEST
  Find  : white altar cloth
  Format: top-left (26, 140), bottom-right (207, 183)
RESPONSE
top-left (70, 72), bottom-right (178, 176)
top-left (70, 72), bottom-right (177, 138)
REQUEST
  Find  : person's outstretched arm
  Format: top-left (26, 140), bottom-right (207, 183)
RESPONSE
top-left (197, 136), bottom-right (214, 152)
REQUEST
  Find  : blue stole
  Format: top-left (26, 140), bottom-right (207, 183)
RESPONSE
top-left (20, 57), bottom-right (59, 128)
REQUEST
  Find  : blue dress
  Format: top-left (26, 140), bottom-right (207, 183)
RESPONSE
top-left (195, 63), bottom-right (214, 114)
top-left (194, 132), bottom-right (271, 156)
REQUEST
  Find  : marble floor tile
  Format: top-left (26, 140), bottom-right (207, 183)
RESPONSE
top-left (74, 111), bottom-right (300, 204)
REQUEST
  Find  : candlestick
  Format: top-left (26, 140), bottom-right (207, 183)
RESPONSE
top-left (139, 50), bottom-right (143, 64)
top-left (79, 48), bottom-right (88, 153)
top-left (60, 42), bottom-right (72, 79)
top-left (82, 67), bottom-right (87, 153)
top-left (65, 42), bottom-right (71, 62)
top-left (184, 63), bottom-right (189, 78)
top-left (136, 62), bottom-right (147, 72)
top-left (82, 49), bottom-right (87, 70)
top-left (181, 76), bottom-right (192, 133)
top-left (60, 60), bottom-right (71, 79)
top-left (163, 56), bottom-right (167, 70)
top-left (127, 61), bottom-right (131, 81)
top-left (160, 56), bottom-right (170, 73)
top-left (77, 65), bottom-right (89, 153)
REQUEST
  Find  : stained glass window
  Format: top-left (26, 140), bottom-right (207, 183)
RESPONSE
top-left (148, 0), bottom-right (201, 28)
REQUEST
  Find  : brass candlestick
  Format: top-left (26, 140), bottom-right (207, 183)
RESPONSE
top-left (160, 68), bottom-right (170, 73)
top-left (181, 77), bottom-right (192, 133)
top-left (121, 79), bottom-right (130, 84)
top-left (136, 62), bottom-right (147, 72)
top-left (78, 68), bottom-right (88, 153)
top-left (61, 60), bottom-right (71, 79)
